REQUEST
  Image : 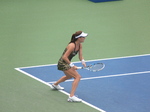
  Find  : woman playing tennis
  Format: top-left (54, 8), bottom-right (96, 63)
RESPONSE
top-left (52, 31), bottom-right (88, 102)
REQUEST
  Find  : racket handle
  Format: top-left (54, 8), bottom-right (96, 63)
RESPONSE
top-left (77, 67), bottom-right (82, 69)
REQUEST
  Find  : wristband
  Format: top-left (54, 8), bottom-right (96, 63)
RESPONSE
top-left (69, 63), bottom-right (74, 67)
top-left (81, 59), bottom-right (85, 63)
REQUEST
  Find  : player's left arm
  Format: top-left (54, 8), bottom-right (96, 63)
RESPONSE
top-left (79, 44), bottom-right (86, 67)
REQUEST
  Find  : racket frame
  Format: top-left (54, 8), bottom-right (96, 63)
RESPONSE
top-left (77, 63), bottom-right (105, 72)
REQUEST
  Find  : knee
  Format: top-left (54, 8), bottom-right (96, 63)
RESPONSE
top-left (75, 75), bottom-right (81, 80)
top-left (79, 75), bottom-right (82, 79)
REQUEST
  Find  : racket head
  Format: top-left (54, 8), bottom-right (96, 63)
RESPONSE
top-left (88, 63), bottom-right (105, 72)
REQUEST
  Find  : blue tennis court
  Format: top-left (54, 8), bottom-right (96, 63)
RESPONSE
top-left (15, 54), bottom-right (150, 112)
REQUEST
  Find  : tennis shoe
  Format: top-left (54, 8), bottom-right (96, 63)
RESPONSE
top-left (67, 96), bottom-right (82, 102)
top-left (52, 84), bottom-right (64, 90)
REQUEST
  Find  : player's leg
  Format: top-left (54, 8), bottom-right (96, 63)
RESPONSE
top-left (64, 70), bottom-right (81, 97)
top-left (64, 69), bottom-right (82, 102)
top-left (52, 74), bottom-right (72, 90)
top-left (54, 75), bottom-right (72, 85)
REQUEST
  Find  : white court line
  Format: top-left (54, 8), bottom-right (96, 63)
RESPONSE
top-left (15, 67), bottom-right (106, 112)
top-left (17, 53), bottom-right (150, 69)
top-left (48, 71), bottom-right (150, 84)
top-left (15, 54), bottom-right (150, 112)
top-left (15, 68), bottom-right (150, 112)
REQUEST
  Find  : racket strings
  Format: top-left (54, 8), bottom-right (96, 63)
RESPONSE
top-left (89, 63), bottom-right (104, 72)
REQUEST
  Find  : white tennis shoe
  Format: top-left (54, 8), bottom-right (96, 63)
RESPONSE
top-left (67, 96), bottom-right (82, 102)
top-left (52, 84), bottom-right (64, 90)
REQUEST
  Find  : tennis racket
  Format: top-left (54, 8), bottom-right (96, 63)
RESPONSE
top-left (77, 63), bottom-right (105, 72)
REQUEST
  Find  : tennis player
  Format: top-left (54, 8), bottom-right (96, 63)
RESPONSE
top-left (52, 31), bottom-right (88, 102)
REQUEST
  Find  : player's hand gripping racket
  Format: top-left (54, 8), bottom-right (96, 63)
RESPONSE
top-left (77, 63), bottom-right (105, 72)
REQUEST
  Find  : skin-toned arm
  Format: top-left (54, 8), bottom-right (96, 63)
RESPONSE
top-left (79, 44), bottom-right (86, 67)
top-left (78, 44), bottom-right (83, 61)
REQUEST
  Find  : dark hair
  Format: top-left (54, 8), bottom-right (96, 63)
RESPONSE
top-left (69, 31), bottom-right (82, 43)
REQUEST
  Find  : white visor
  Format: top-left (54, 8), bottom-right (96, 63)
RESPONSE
top-left (75, 32), bottom-right (88, 38)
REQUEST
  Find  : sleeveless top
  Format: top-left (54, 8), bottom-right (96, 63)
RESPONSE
top-left (57, 43), bottom-right (80, 71)
top-left (60, 43), bottom-right (80, 61)
top-left (60, 43), bottom-right (80, 62)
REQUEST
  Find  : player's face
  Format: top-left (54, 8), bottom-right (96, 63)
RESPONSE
top-left (79, 37), bottom-right (85, 43)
